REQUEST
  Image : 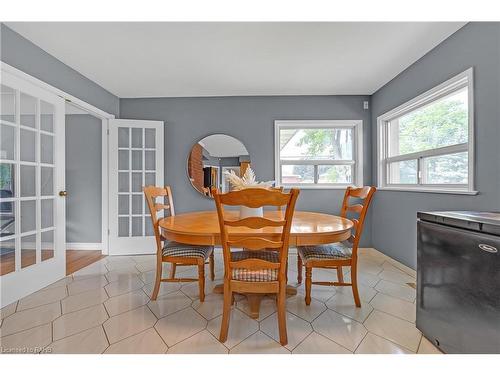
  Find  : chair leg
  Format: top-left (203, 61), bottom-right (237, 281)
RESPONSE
top-left (219, 281), bottom-right (232, 343)
top-left (209, 252), bottom-right (215, 281)
top-left (169, 263), bottom-right (177, 279)
top-left (277, 282), bottom-right (288, 346)
top-left (351, 264), bottom-right (361, 307)
top-left (297, 256), bottom-right (303, 284)
top-left (305, 266), bottom-right (312, 305)
top-left (151, 259), bottom-right (162, 301)
top-left (198, 263), bottom-right (205, 302)
top-left (336, 266), bottom-right (344, 283)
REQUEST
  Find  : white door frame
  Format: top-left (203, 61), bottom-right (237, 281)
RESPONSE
top-left (63, 102), bottom-right (113, 254)
top-left (1, 62), bottom-right (115, 255)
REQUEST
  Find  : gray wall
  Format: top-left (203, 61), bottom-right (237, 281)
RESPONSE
top-left (120, 95), bottom-right (373, 246)
top-left (1, 23), bottom-right (119, 116)
top-left (370, 22), bottom-right (500, 268)
top-left (65, 114), bottom-right (102, 243)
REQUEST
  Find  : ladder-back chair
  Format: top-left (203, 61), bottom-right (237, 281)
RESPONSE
top-left (144, 185), bottom-right (215, 302)
top-left (297, 186), bottom-right (376, 307)
top-left (212, 187), bottom-right (299, 346)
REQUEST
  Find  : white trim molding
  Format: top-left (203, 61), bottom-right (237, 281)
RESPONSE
top-left (66, 243), bottom-right (103, 251)
top-left (101, 119), bottom-right (109, 255)
top-left (1, 61), bottom-right (115, 120)
top-left (376, 67), bottom-right (475, 194)
top-left (274, 120), bottom-right (363, 189)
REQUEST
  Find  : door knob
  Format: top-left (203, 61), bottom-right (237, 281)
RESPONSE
top-left (59, 190), bottom-right (68, 197)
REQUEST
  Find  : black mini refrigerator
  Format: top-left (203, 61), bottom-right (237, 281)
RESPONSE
top-left (417, 211), bottom-right (500, 353)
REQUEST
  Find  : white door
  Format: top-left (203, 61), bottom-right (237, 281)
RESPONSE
top-left (0, 70), bottom-right (66, 308)
top-left (108, 119), bottom-right (164, 255)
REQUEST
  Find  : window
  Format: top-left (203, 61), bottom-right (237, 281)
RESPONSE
top-left (274, 120), bottom-right (363, 188)
top-left (377, 68), bottom-right (474, 193)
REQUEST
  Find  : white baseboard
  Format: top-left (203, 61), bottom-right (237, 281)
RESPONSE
top-left (66, 243), bottom-right (102, 251)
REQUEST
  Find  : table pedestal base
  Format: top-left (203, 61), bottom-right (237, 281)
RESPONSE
top-left (213, 284), bottom-right (298, 319)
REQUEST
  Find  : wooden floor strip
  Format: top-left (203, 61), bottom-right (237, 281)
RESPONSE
top-left (0, 249), bottom-right (105, 276)
top-left (66, 250), bottom-right (106, 275)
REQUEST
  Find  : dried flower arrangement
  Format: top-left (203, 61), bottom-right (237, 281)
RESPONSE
top-left (223, 167), bottom-right (274, 190)
top-left (223, 167), bottom-right (274, 218)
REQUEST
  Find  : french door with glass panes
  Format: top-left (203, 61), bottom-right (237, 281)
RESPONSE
top-left (108, 119), bottom-right (164, 255)
top-left (0, 70), bottom-right (66, 307)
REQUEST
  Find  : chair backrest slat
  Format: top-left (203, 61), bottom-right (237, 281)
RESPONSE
top-left (224, 217), bottom-right (286, 228)
top-left (218, 188), bottom-right (290, 207)
top-left (346, 204), bottom-right (363, 213)
top-left (347, 186), bottom-right (373, 199)
top-left (227, 238), bottom-right (283, 250)
top-left (213, 187), bottom-right (300, 281)
top-left (230, 259), bottom-right (281, 270)
top-left (155, 203), bottom-right (171, 212)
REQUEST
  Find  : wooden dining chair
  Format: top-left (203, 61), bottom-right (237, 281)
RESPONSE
top-left (144, 186), bottom-right (215, 302)
top-left (212, 187), bottom-right (299, 346)
top-left (296, 186), bottom-right (376, 307)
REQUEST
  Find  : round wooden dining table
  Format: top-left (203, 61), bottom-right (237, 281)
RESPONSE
top-left (158, 210), bottom-right (353, 318)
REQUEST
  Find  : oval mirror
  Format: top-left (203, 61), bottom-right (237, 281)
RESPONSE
top-left (187, 134), bottom-right (250, 198)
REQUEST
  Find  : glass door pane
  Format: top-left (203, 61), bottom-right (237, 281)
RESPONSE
top-left (20, 92), bottom-right (37, 128)
top-left (1, 85), bottom-right (16, 123)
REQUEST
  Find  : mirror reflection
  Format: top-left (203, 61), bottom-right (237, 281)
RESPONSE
top-left (187, 134), bottom-right (250, 197)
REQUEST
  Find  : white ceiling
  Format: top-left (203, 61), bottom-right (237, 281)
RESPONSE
top-left (5, 22), bottom-right (466, 98)
top-left (199, 134), bottom-right (248, 158)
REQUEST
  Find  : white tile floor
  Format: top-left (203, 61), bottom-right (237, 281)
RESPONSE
top-left (0, 248), bottom-right (443, 354)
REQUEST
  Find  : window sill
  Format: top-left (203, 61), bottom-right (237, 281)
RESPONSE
top-left (281, 184), bottom-right (352, 190)
top-left (377, 187), bottom-right (479, 195)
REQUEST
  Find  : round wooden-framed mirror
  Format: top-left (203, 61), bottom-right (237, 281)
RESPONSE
top-left (187, 134), bottom-right (250, 198)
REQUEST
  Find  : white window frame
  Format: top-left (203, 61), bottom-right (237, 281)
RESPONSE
top-left (274, 120), bottom-right (363, 189)
top-left (377, 68), bottom-right (476, 195)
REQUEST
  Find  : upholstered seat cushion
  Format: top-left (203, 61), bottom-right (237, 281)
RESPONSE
top-left (231, 250), bottom-right (279, 282)
top-left (297, 242), bottom-right (352, 262)
top-left (162, 241), bottom-right (213, 259)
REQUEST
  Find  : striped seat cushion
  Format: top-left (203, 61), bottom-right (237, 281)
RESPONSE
top-left (297, 242), bottom-right (352, 262)
top-left (162, 241), bottom-right (213, 259)
top-left (231, 250), bottom-right (279, 282)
